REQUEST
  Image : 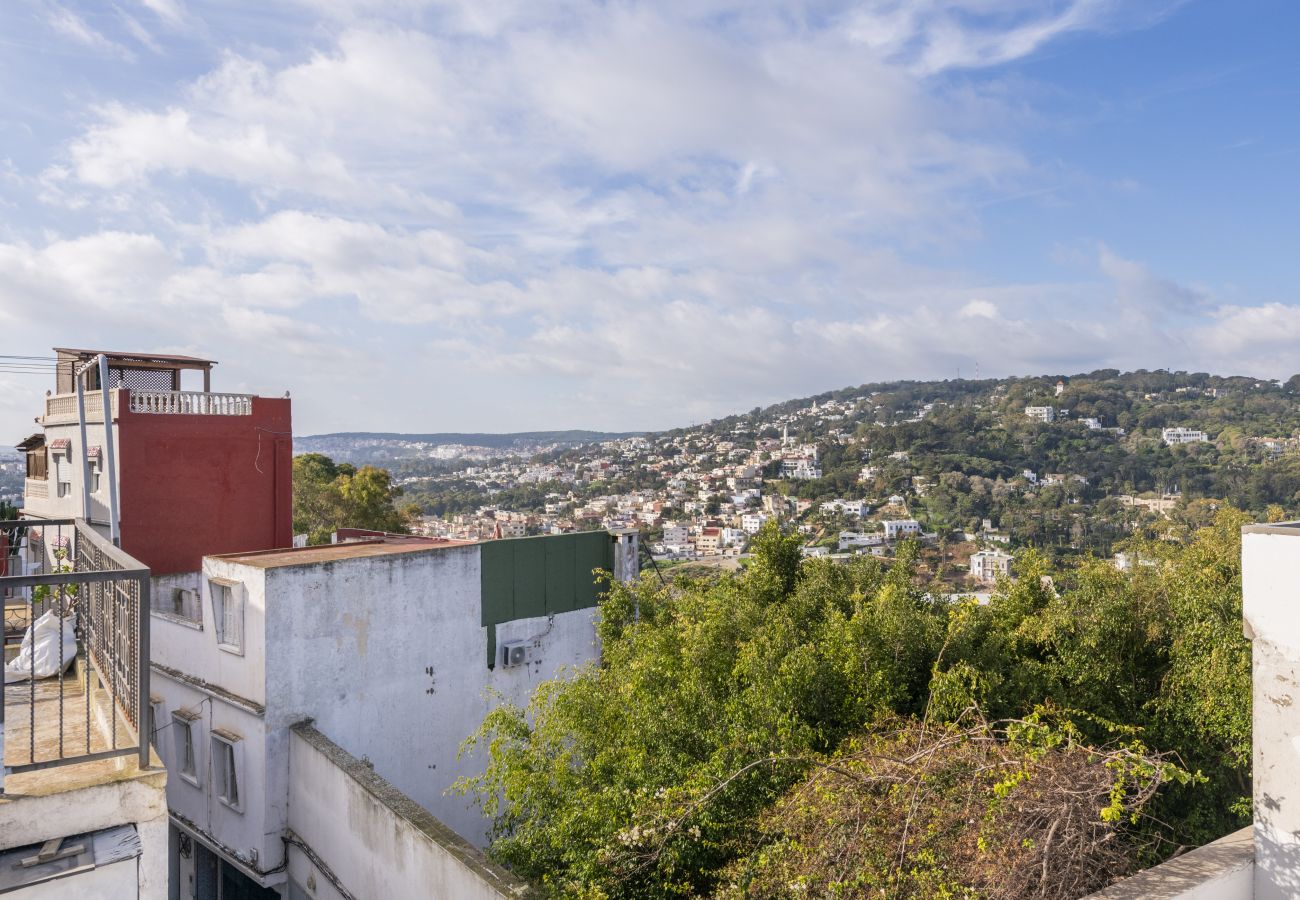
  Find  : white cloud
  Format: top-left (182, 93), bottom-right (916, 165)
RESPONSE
top-left (136, 0), bottom-right (185, 26)
top-left (47, 5), bottom-right (135, 60)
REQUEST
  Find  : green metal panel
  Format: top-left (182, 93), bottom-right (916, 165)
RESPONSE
top-left (512, 535), bottom-right (547, 620)
top-left (573, 531), bottom-right (612, 612)
top-left (545, 536), bottom-right (577, 614)
top-left (480, 532), bottom-right (616, 634)
top-left (480, 540), bottom-right (515, 626)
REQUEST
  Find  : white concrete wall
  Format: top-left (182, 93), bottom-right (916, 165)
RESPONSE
top-left (21, 419), bottom-right (116, 524)
top-left (152, 673), bottom-right (275, 881)
top-left (1084, 827), bottom-right (1254, 899)
top-left (9, 856), bottom-right (138, 900)
top-left (1243, 526), bottom-right (1300, 900)
top-left (0, 770), bottom-right (168, 899)
top-left (152, 558), bottom-right (267, 710)
top-left (263, 544), bottom-right (602, 845)
top-left (286, 725), bottom-right (532, 900)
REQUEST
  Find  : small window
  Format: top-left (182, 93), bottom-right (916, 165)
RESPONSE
top-left (209, 579), bottom-right (242, 653)
top-left (55, 456), bottom-right (72, 498)
top-left (171, 711), bottom-right (201, 786)
top-left (212, 731), bottom-right (243, 812)
top-left (150, 586), bottom-right (201, 625)
top-left (90, 463), bottom-right (101, 494)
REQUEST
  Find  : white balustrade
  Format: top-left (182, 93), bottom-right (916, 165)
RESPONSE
top-left (128, 391), bottom-right (253, 415)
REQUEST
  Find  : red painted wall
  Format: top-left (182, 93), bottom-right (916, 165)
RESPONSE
top-left (116, 396), bottom-right (292, 575)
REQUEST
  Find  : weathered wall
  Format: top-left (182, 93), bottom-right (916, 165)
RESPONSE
top-left (264, 543), bottom-right (603, 845)
top-left (153, 671), bottom-right (275, 883)
top-left (0, 769), bottom-right (169, 899)
top-left (1243, 526), bottom-right (1300, 900)
top-left (152, 557), bottom-right (268, 709)
top-left (286, 724), bottom-right (533, 900)
top-left (1083, 827), bottom-right (1254, 899)
top-left (117, 396), bottom-right (292, 575)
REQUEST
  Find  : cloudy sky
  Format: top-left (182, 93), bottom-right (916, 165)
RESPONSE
top-left (1, 0), bottom-right (1297, 437)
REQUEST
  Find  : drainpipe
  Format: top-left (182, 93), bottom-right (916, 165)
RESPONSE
top-left (75, 364), bottom-right (93, 522)
top-left (98, 355), bottom-right (121, 546)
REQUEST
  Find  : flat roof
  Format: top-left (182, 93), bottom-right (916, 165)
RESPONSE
top-left (211, 536), bottom-right (477, 569)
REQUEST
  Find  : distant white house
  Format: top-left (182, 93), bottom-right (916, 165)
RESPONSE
top-left (839, 531), bottom-right (885, 552)
top-left (1025, 406), bottom-right (1056, 423)
top-left (802, 545), bottom-right (830, 558)
top-left (970, 549), bottom-right (1013, 583)
top-left (1163, 427), bottom-right (1209, 445)
top-left (741, 512), bottom-right (770, 534)
top-left (821, 498), bottom-right (870, 517)
top-left (882, 519), bottom-right (923, 541)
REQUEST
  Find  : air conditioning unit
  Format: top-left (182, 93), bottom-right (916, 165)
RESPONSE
top-left (501, 641), bottom-right (527, 668)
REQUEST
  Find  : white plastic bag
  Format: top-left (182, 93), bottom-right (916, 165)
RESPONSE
top-left (4, 610), bottom-right (77, 683)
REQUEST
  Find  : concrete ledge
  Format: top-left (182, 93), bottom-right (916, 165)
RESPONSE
top-left (1085, 827), bottom-right (1254, 899)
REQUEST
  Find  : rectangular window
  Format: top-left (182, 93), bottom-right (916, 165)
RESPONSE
top-left (55, 455), bottom-right (72, 498)
top-left (171, 711), bottom-right (201, 786)
top-left (212, 731), bottom-right (242, 811)
top-left (25, 450), bottom-right (47, 480)
top-left (150, 586), bottom-right (201, 625)
top-left (90, 463), bottom-right (101, 494)
top-left (210, 579), bottom-right (243, 653)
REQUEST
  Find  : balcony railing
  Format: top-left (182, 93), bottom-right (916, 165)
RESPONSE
top-left (41, 388), bottom-right (254, 423)
top-left (1, 518), bottom-right (150, 783)
top-left (41, 390), bottom-right (118, 425)
top-left (128, 390), bottom-right (252, 415)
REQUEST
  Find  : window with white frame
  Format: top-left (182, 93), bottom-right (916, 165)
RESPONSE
top-left (89, 460), bottom-right (101, 493)
top-left (209, 578), bottom-right (243, 653)
top-left (171, 710), bottom-right (201, 786)
top-left (211, 730), bottom-right (243, 811)
top-left (54, 453), bottom-right (72, 498)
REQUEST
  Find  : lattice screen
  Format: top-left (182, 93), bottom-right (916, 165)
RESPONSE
top-left (110, 368), bottom-right (173, 391)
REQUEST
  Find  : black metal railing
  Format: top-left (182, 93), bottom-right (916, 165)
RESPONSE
top-left (1, 518), bottom-right (150, 782)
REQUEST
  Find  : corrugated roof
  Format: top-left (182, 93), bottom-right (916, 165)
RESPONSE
top-left (54, 348), bottom-right (216, 367)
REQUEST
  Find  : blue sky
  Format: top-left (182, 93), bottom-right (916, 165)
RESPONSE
top-left (1, 0), bottom-right (1298, 438)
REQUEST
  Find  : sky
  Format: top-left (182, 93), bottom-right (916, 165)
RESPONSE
top-left (2, 0), bottom-right (1299, 438)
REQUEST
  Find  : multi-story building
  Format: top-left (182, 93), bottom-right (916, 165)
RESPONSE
top-left (1, 518), bottom-right (168, 898)
top-left (882, 519), bottom-right (923, 541)
top-left (969, 549), bottom-right (1013, 583)
top-left (153, 529), bottom-right (638, 897)
top-left (1024, 406), bottom-right (1056, 423)
top-left (695, 527), bottom-right (723, 554)
top-left (18, 348), bottom-right (292, 602)
top-left (741, 512), bottom-right (770, 534)
top-left (1162, 427), bottom-right (1209, 445)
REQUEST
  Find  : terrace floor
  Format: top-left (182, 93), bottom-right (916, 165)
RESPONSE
top-left (2, 659), bottom-right (152, 798)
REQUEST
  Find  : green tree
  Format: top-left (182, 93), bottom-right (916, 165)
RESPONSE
top-left (292, 453), bottom-right (418, 544)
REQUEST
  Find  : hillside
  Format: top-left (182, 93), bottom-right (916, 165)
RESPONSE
top-left (295, 430), bottom-right (642, 465)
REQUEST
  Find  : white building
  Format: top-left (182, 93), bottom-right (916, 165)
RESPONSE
top-left (1025, 406), bottom-right (1056, 423)
top-left (741, 512), bottom-right (770, 534)
top-left (0, 519), bottom-right (169, 899)
top-left (151, 530), bottom-right (637, 898)
top-left (1162, 427), bottom-right (1209, 445)
top-left (838, 531), bottom-right (884, 552)
top-left (820, 499), bottom-right (870, 518)
top-left (969, 549), bottom-right (1013, 583)
top-left (882, 519), bottom-right (923, 541)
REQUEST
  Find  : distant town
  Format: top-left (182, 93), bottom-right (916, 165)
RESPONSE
top-left (294, 369), bottom-right (1300, 594)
